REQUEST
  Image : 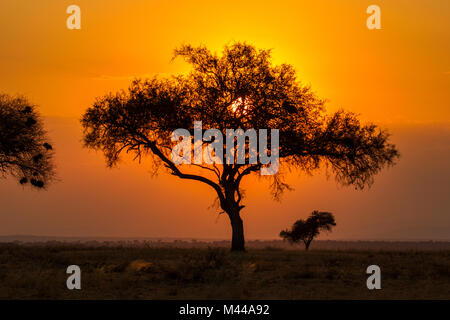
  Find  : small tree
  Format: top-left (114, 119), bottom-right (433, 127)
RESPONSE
top-left (280, 211), bottom-right (336, 250)
top-left (0, 94), bottom-right (54, 188)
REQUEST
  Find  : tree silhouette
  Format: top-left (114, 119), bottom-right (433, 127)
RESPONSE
top-left (280, 211), bottom-right (336, 250)
top-left (0, 94), bottom-right (54, 188)
top-left (81, 43), bottom-right (399, 251)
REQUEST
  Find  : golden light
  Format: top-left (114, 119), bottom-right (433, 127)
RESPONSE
top-left (231, 97), bottom-right (248, 115)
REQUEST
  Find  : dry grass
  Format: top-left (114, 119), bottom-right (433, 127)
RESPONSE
top-left (0, 243), bottom-right (448, 299)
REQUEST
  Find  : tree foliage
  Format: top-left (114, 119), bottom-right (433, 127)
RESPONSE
top-left (280, 211), bottom-right (336, 250)
top-left (0, 94), bottom-right (54, 188)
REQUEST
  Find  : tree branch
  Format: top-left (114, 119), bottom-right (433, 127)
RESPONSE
top-left (144, 140), bottom-right (226, 206)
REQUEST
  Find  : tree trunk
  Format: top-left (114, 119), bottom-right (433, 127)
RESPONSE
top-left (229, 211), bottom-right (245, 251)
top-left (304, 240), bottom-right (311, 251)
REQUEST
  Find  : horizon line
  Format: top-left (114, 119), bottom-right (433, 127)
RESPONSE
top-left (1, 234), bottom-right (450, 243)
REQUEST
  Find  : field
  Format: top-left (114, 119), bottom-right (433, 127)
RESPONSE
top-left (0, 242), bottom-right (449, 299)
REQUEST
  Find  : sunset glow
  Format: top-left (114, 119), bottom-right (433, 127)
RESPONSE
top-left (0, 0), bottom-right (449, 241)
top-left (231, 97), bottom-right (249, 115)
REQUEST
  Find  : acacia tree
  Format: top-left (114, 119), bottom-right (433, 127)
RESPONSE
top-left (0, 94), bottom-right (54, 188)
top-left (280, 211), bottom-right (336, 250)
top-left (81, 43), bottom-right (399, 251)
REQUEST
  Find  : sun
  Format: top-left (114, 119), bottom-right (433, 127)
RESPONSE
top-left (231, 97), bottom-right (248, 114)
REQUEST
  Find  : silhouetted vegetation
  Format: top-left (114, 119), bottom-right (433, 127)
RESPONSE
top-left (81, 43), bottom-right (399, 251)
top-left (0, 243), bottom-right (448, 299)
top-left (0, 94), bottom-right (54, 188)
top-left (280, 211), bottom-right (336, 250)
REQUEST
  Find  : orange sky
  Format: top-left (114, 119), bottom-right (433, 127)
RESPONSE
top-left (0, 0), bottom-right (449, 240)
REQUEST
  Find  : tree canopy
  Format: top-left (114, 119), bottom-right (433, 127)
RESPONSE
top-left (280, 211), bottom-right (337, 250)
top-left (0, 94), bottom-right (54, 188)
top-left (81, 42), bottom-right (399, 251)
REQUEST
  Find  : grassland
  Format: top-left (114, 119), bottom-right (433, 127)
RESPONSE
top-left (0, 243), bottom-right (448, 299)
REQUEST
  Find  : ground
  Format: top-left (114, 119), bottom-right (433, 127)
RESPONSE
top-left (0, 243), bottom-right (448, 299)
